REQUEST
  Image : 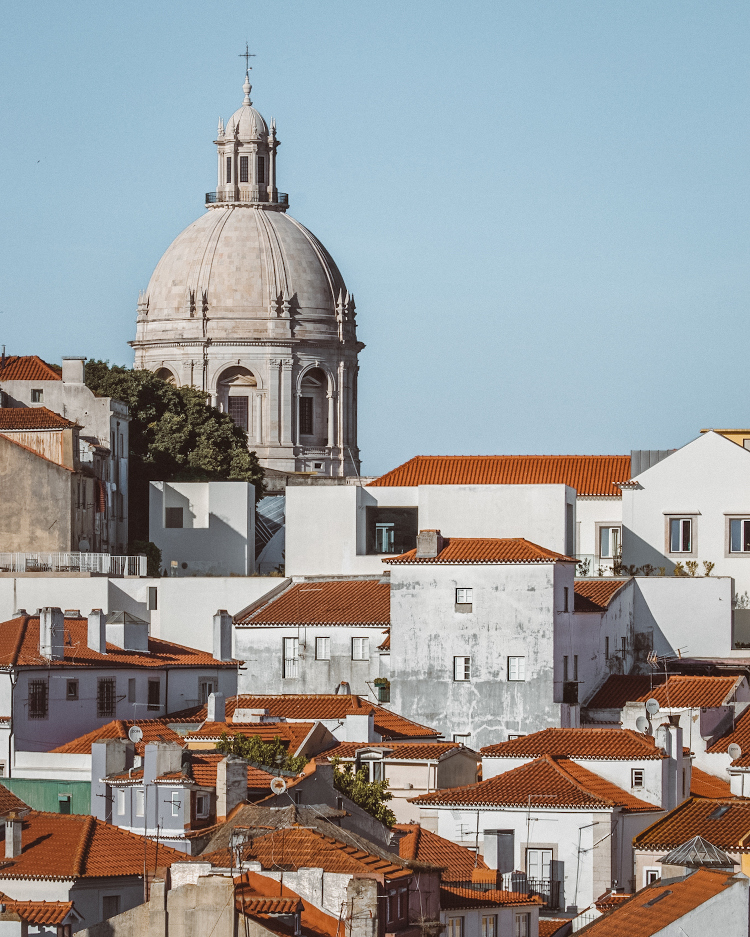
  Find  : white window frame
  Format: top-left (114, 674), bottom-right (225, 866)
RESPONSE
top-left (171, 791), bottom-right (180, 817)
top-left (730, 518), bottom-right (750, 554)
top-left (631, 768), bottom-right (645, 788)
top-left (283, 637), bottom-right (299, 678)
top-left (514, 914), bottom-right (530, 937)
top-left (135, 788), bottom-right (145, 818)
top-left (508, 656), bottom-right (526, 682)
top-left (116, 789), bottom-right (126, 816)
top-left (454, 656), bottom-right (471, 682)
top-left (196, 792), bottom-right (210, 819)
top-left (455, 588), bottom-right (473, 605)
top-left (315, 636), bottom-right (331, 660)
top-left (644, 867), bottom-right (660, 886)
top-left (481, 916), bottom-right (497, 937)
top-left (453, 733), bottom-right (471, 746)
top-left (598, 525), bottom-right (621, 559)
top-left (352, 637), bottom-right (369, 661)
top-left (669, 517), bottom-right (693, 554)
top-left (447, 918), bottom-right (463, 937)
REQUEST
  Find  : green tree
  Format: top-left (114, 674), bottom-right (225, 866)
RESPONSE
top-left (85, 361), bottom-right (264, 545)
top-left (330, 758), bottom-right (396, 828)
top-left (215, 732), bottom-right (308, 774)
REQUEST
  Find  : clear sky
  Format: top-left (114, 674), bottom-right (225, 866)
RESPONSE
top-left (0, 2), bottom-right (747, 476)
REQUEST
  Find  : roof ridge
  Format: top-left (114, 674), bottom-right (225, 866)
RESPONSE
top-left (73, 815), bottom-right (96, 877)
top-left (549, 757), bottom-right (616, 806)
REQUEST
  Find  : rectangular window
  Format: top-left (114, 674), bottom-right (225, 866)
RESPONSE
top-left (257, 155), bottom-right (266, 184)
top-left (171, 791), bottom-right (180, 817)
top-left (195, 792), bottom-right (210, 818)
top-left (30, 388), bottom-right (43, 403)
top-left (135, 789), bottom-right (145, 817)
top-left (352, 637), bottom-right (369, 660)
top-left (482, 916), bottom-right (497, 937)
top-left (315, 636), bottom-right (331, 660)
top-left (97, 678), bottom-right (116, 718)
top-left (58, 794), bottom-right (71, 814)
top-left (669, 517), bottom-right (692, 553)
top-left (632, 768), bottom-right (645, 788)
top-left (147, 680), bottom-right (161, 711)
top-left (199, 680), bottom-right (216, 705)
top-left (573, 655), bottom-right (578, 681)
top-left (365, 507), bottom-right (418, 556)
top-left (599, 526), bottom-right (621, 559)
top-left (165, 506), bottom-right (183, 529)
top-left (283, 637), bottom-right (299, 678)
top-left (563, 656), bottom-right (569, 683)
top-left (128, 678), bottom-right (136, 704)
top-left (622, 636), bottom-right (627, 655)
top-left (730, 519), bottom-right (750, 553)
top-left (226, 156), bottom-right (232, 184)
top-left (514, 914), bottom-right (530, 937)
top-left (299, 396), bottom-right (314, 435)
top-left (239, 155), bottom-right (249, 183)
top-left (508, 656), bottom-right (526, 681)
top-left (645, 869), bottom-right (660, 886)
top-left (456, 588), bottom-right (473, 605)
top-left (147, 587), bottom-right (158, 611)
top-left (102, 896), bottom-right (121, 920)
top-left (454, 656), bottom-right (471, 682)
top-left (66, 679), bottom-right (79, 701)
top-left (28, 680), bottom-right (48, 719)
top-left (447, 918), bottom-right (463, 937)
top-left (605, 636), bottom-right (610, 659)
top-left (117, 789), bottom-right (126, 816)
top-left (526, 848), bottom-right (552, 881)
top-left (228, 395), bottom-right (249, 432)
top-left (563, 586), bottom-right (569, 612)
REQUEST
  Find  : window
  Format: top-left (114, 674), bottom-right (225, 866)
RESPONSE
top-left (632, 768), bottom-right (645, 788)
top-left (28, 680), bottom-right (48, 719)
top-left (573, 655), bottom-right (578, 681)
top-left (315, 637), bottom-right (330, 660)
top-left (165, 507), bottom-right (183, 528)
top-left (58, 794), bottom-right (71, 814)
top-left (526, 848), bottom-right (552, 882)
top-left (195, 792), bottom-right (210, 818)
top-left (730, 519), bottom-right (750, 553)
top-left (116, 789), bottom-right (126, 816)
top-left (352, 637), bottom-right (369, 661)
top-left (563, 587), bottom-right (569, 612)
top-left (97, 678), bottom-right (116, 718)
top-left (359, 756), bottom-right (384, 783)
top-left (453, 733), bottom-right (472, 745)
top-left (645, 869), bottom-right (660, 886)
top-left (135, 789), bottom-right (145, 817)
top-left (454, 657), bottom-right (471, 682)
top-left (365, 507), bottom-right (418, 556)
top-left (377, 682), bottom-right (390, 703)
top-left (622, 636), bottom-right (627, 655)
top-left (299, 396), bottom-right (313, 435)
top-left (283, 637), bottom-right (299, 678)
top-left (102, 896), bottom-right (121, 919)
top-left (599, 526), bottom-right (621, 559)
top-left (257, 155), bottom-right (266, 184)
top-left (508, 656), bottom-right (526, 681)
top-left (128, 678), bottom-right (136, 704)
top-left (514, 915), bottom-right (530, 937)
top-left (147, 587), bottom-right (158, 611)
top-left (66, 680), bottom-right (79, 701)
top-left (226, 155), bottom-right (232, 184)
top-left (147, 680), bottom-right (161, 711)
top-left (669, 518), bottom-right (692, 553)
top-left (456, 588), bottom-right (473, 605)
top-left (563, 656), bottom-right (569, 683)
top-left (447, 918), bottom-right (463, 937)
top-left (239, 155), bottom-right (249, 183)
top-left (228, 396), bottom-right (249, 432)
top-left (171, 791), bottom-right (180, 817)
top-left (605, 636), bottom-right (610, 659)
top-left (482, 916), bottom-right (497, 937)
top-left (30, 388), bottom-right (43, 403)
top-left (199, 680), bottom-right (216, 705)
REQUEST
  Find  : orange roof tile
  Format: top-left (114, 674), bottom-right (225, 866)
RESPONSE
top-left (237, 580), bottom-right (389, 626)
top-left (0, 783), bottom-right (29, 817)
top-left (538, 920), bottom-right (570, 937)
top-left (690, 768), bottom-right (732, 799)
top-left (0, 407), bottom-right (77, 430)
top-left (633, 797), bottom-right (750, 851)
top-left (387, 537), bottom-right (576, 565)
top-left (329, 742), bottom-right (470, 762)
top-left (236, 871), bottom-right (343, 937)
top-left (368, 455), bottom-right (631, 497)
top-left (575, 868), bottom-right (740, 936)
top-left (0, 356), bottom-right (62, 382)
top-left (395, 825), bottom-right (488, 880)
top-left (439, 885), bottom-right (541, 909)
top-left (378, 630), bottom-right (390, 650)
top-left (0, 614), bottom-right (237, 669)
top-left (480, 728), bottom-right (665, 760)
top-left (0, 811), bottom-right (187, 880)
top-left (706, 705), bottom-right (750, 765)
top-left (185, 722), bottom-right (319, 754)
top-left (51, 719), bottom-right (184, 756)
top-left (0, 896), bottom-right (76, 926)
top-left (587, 675), bottom-right (742, 711)
top-left (413, 755), bottom-right (660, 812)
top-left (574, 580), bottom-right (629, 613)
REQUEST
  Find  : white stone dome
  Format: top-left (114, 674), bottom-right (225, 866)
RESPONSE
top-left (225, 103), bottom-right (268, 141)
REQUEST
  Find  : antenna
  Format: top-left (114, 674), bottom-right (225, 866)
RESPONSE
top-left (270, 776), bottom-right (287, 795)
top-left (128, 725), bottom-right (144, 743)
top-left (635, 715), bottom-right (648, 733)
top-left (645, 698), bottom-right (660, 716)
top-left (728, 743), bottom-right (742, 762)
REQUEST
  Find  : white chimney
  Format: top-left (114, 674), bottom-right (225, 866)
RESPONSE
top-left (4, 814), bottom-right (23, 859)
top-left (345, 711), bottom-right (376, 743)
top-left (213, 610), bottom-right (233, 662)
top-left (61, 357), bottom-right (86, 384)
top-left (39, 608), bottom-right (65, 660)
top-left (416, 529), bottom-right (444, 558)
top-left (207, 692), bottom-right (225, 723)
top-left (88, 609), bottom-right (107, 654)
top-left (216, 756), bottom-right (248, 822)
top-left (657, 716), bottom-right (684, 811)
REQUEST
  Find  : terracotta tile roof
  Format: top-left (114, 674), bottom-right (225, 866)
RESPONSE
top-left (439, 885), bottom-right (541, 910)
top-left (0, 896), bottom-right (76, 926)
top-left (480, 728), bottom-right (665, 760)
top-left (574, 580), bottom-right (629, 613)
top-left (594, 892), bottom-right (631, 912)
top-left (184, 721), bottom-right (318, 754)
top-left (0, 407), bottom-right (77, 430)
top-left (0, 356), bottom-right (62, 382)
top-left (0, 614), bottom-right (238, 669)
top-left (387, 538), bottom-right (576, 566)
top-left (0, 783), bottom-right (29, 817)
top-left (0, 811), bottom-right (187, 880)
top-left (51, 719), bottom-right (184, 756)
top-left (587, 675), bottom-right (742, 711)
top-left (368, 455), bottom-right (631, 497)
top-left (538, 920), bottom-right (570, 937)
top-left (378, 630), bottom-right (390, 650)
top-left (395, 824), bottom-right (488, 880)
top-left (575, 868), bottom-right (741, 936)
top-left (690, 768), bottom-right (732, 799)
top-left (235, 871), bottom-right (343, 937)
top-left (706, 705), bottom-right (750, 765)
top-left (412, 755), bottom-right (661, 812)
top-left (633, 797), bottom-right (750, 851)
top-left (236, 580), bottom-right (389, 626)
top-left (170, 695), bottom-right (440, 741)
top-left (328, 742), bottom-right (469, 762)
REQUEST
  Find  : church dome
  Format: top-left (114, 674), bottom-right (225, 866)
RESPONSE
top-left (225, 103), bottom-right (268, 140)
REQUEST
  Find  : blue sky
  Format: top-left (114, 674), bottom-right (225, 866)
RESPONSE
top-left (0, 2), bottom-right (748, 475)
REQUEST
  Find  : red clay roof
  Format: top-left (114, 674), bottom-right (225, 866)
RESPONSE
top-left (690, 767), bottom-right (732, 799)
top-left (108, 751), bottom-right (278, 791)
top-left (705, 705), bottom-right (750, 765)
top-left (480, 728), bottom-right (665, 760)
top-left (236, 871), bottom-right (343, 937)
top-left (368, 455), bottom-right (631, 497)
top-left (329, 742), bottom-right (470, 761)
top-left (0, 614), bottom-right (237, 669)
top-left (237, 580), bottom-right (389, 626)
top-left (0, 896), bottom-right (76, 925)
top-left (378, 630), bottom-right (390, 650)
top-left (413, 755), bottom-right (660, 812)
top-left (574, 580), bottom-right (629, 613)
top-left (0, 784), bottom-right (29, 817)
top-left (439, 885), bottom-right (541, 909)
top-left (0, 407), bottom-right (76, 430)
top-left (633, 797), bottom-right (750, 851)
top-left (0, 811), bottom-right (187, 880)
top-left (387, 537), bottom-right (576, 565)
top-left (587, 675), bottom-right (743, 711)
top-left (575, 868), bottom-right (741, 936)
top-left (184, 721), bottom-right (319, 753)
top-left (538, 921), bottom-right (570, 937)
top-left (51, 719), bottom-right (184, 756)
top-left (395, 825), bottom-right (488, 880)
top-left (0, 356), bottom-right (62, 382)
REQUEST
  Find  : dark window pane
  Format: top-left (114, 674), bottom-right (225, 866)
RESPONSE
top-left (165, 507), bottom-right (183, 529)
top-left (59, 795), bottom-right (71, 814)
top-left (366, 507), bottom-right (418, 555)
top-left (682, 520), bottom-right (691, 552)
top-left (228, 396), bottom-right (249, 432)
top-left (731, 519), bottom-right (741, 552)
top-left (97, 678), bottom-right (116, 718)
top-left (29, 680), bottom-right (48, 719)
top-left (226, 156), bottom-right (232, 184)
top-left (148, 680), bottom-right (160, 710)
top-left (299, 397), bottom-right (313, 435)
top-left (745, 520), bottom-right (750, 552)
top-left (258, 156), bottom-right (265, 184)
top-left (240, 156), bottom-right (248, 183)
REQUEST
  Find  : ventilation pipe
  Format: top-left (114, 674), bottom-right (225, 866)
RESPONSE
top-left (213, 610), bottom-right (233, 662)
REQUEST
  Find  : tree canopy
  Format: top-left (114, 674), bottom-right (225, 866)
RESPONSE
top-left (331, 758), bottom-right (396, 828)
top-left (215, 732), bottom-right (308, 774)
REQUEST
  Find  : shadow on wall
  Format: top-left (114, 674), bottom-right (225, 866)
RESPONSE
top-left (161, 513), bottom-right (250, 577)
top-left (622, 528), bottom-right (675, 576)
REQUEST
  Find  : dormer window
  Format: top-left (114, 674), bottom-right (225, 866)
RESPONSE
top-left (258, 156), bottom-right (266, 184)
top-left (226, 156), bottom-right (232, 184)
top-left (240, 156), bottom-right (249, 183)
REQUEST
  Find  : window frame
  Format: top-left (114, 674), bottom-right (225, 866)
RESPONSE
top-left (666, 515), bottom-right (697, 556)
top-left (283, 637), bottom-right (299, 678)
top-left (631, 768), bottom-right (645, 789)
top-left (116, 788), bottom-right (126, 816)
top-left (257, 155), bottom-right (266, 184)
top-left (644, 868), bottom-right (660, 886)
top-left (514, 913), bottom-right (530, 937)
top-left (598, 524), bottom-right (621, 559)
top-left (102, 896), bottom-right (121, 920)
top-left (171, 790), bottom-right (180, 817)
top-left (66, 679), bottom-right (79, 701)
top-left (228, 395), bottom-right (249, 432)
top-left (199, 679), bottom-right (216, 705)
top-left (135, 788), bottom-right (145, 818)
top-left (30, 388), bottom-right (43, 403)
top-left (28, 679), bottom-right (49, 719)
top-left (226, 155), bottom-right (232, 184)
top-left (508, 656), bottom-right (526, 682)
top-left (455, 587), bottom-right (473, 606)
top-left (352, 637), bottom-right (370, 661)
top-left (453, 656), bottom-right (471, 682)
top-left (239, 155), bottom-right (249, 183)
top-left (315, 636), bottom-right (331, 661)
top-left (195, 792), bottom-right (210, 819)
top-left (147, 679), bottom-right (161, 711)
top-left (97, 677), bottom-right (116, 719)
top-left (447, 917), bottom-right (464, 937)
top-left (481, 916), bottom-right (497, 937)
top-left (165, 506), bottom-right (183, 529)
top-left (299, 396), bottom-right (314, 435)
top-left (727, 516), bottom-right (750, 557)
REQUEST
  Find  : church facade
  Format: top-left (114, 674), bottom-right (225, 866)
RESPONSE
top-left (131, 71), bottom-right (362, 476)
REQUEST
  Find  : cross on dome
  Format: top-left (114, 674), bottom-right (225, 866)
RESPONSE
top-left (239, 42), bottom-right (256, 105)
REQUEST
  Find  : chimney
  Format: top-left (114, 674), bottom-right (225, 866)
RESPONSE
top-left (213, 610), bottom-right (233, 662)
top-left (345, 711), bottom-right (376, 743)
top-left (657, 720), bottom-right (684, 811)
top-left (61, 357), bottom-right (86, 384)
top-left (143, 742), bottom-right (183, 784)
top-left (416, 529), bottom-right (443, 558)
top-left (39, 608), bottom-right (65, 660)
top-left (216, 756), bottom-right (248, 822)
top-left (207, 692), bottom-right (225, 723)
top-left (88, 609), bottom-right (107, 654)
top-left (4, 813), bottom-right (23, 859)
top-left (91, 740), bottom-right (134, 822)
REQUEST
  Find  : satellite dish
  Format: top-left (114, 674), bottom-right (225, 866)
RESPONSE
top-left (645, 698), bottom-right (660, 716)
top-left (128, 725), bottom-right (143, 744)
top-left (728, 743), bottom-right (742, 762)
top-left (635, 716), bottom-right (648, 733)
top-left (270, 777), bottom-right (287, 795)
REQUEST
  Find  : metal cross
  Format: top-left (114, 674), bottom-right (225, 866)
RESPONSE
top-left (239, 42), bottom-right (255, 74)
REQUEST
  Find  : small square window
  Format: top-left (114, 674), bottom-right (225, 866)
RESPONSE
top-left (30, 389), bottom-right (43, 403)
top-left (645, 869), bottom-right (660, 886)
top-left (632, 768), bottom-right (645, 788)
top-left (669, 517), bottom-right (692, 553)
top-left (454, 656), bottom-right (471, 682)
top-left (456, 588), bottom-right (473, 605)
top-left (58, 794), bottom-right (71, 814)
top-left (66, 680), bottom-right (79, 701)
top-left (508, 657), bottom-right (526, 681)
top-left (352, 637), bottom-right (369, 661)
top-left (165, 507), bottom-right (183, 529)
top-left (316, 637), bottom-right (331, 660)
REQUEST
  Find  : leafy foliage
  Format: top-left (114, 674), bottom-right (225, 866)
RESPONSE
top-left (85, 361), bottom-right (264, 542)
top-left (331, 757), bottom-right (396, 828)
top-left (215, 732), bottom-right (308, 774)
top-left (131, 540), bottom-right (162, 578)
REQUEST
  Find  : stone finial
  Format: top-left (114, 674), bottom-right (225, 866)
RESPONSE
top-left (243, 72), bottom-right (252, 106)
top-left (218, 117), bottom-right (224, 138)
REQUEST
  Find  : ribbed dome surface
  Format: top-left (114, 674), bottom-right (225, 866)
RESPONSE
top-left (225, 103), bottom-right (268, 140)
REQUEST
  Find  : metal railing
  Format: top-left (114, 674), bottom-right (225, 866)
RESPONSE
top-left (0, 553), bottom-right (147, 577)
top-left (575, 554), bottom-right (619, 578)
top-left (205, 190), bottom-right (288, 206)
top-left (448, 876), bottom-right (561, 911)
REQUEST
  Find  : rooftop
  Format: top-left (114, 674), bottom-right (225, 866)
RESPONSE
top-left (706, 705), bottom-right (750, 766)
top-left (387, 537), bottom-right (576, 566)
top-left (0, 895), bottom-right (77, 926)
top-left (106, 751), bottom-right (278, 791)
top-left (235, 870), bottom-right (343, 937)
top-left (328, 742), bottom-right (470, 762)
top-left (395, 824), bottom-right (488, 881)
top-left (0, 406), bottom-right (77, 431)
top-left (183, 721), bottom-right (320, 754)
top-left (439, 885), bottom-right (541, 910)
top-left (480, 728), bottom-right (666, 760)
top-left (51, 719), bottom-right (184, 756)
top-left (0, 783), bottom-right (30, 817)
top-left (587, 674), bottom-right (744, 711)
top-left (236, 579), bottom-right (389, 627)
top-left (574, 580), bottom-right (629, 613)
top-left (368, 455), bottom-right (631, 497)
top-left (633, 797), bottom-right (750, 851)
top-left (690, 767), bottom-right (732, 799)
top-left (0, 355), bottom-right (62, 382)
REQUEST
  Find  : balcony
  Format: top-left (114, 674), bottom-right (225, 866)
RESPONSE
top-left (447, 876), bottom-right (561, 911)
top-left (0, 553), bottom-right (147, 577)
top-left (205, 190), bottom-right (288, 207)
top-left (575, 554), bottom-right (621, 578)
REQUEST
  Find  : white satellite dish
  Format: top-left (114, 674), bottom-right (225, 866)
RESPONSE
top-left (728, 743), bottom-right (742, 762)
top-left (270, 777), bottom-right (287, 795)
top-left (635, 716), bottom-right (648, 733)
top-left (128, 725), bottom-right (144, 744)
top-left (645, 698), bottom-right (660, 716)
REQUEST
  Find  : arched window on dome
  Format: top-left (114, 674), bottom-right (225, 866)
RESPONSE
top-left (154, 367), bottom-right (177, 386)
top-left (217, 366), bottom-right (257, 434)
top-left (298, 367), bottom-right (328, 447)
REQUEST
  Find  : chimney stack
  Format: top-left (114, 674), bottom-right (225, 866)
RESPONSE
top-left (61, 357), bottom-right (86, 384)
top-left (88, 609), bottom-right (107, 654)
top-left (213, 610), bottom-right (233, 662)
top-left (216, 756), bottom-right (248, 822)
top-left (39, 608), bottom-right (65, 660)
top-left (207, 692), bottom-right (225, 723)
top-left (4, 813), bottom-right (23, 859)
top-left (416, 530), bottom-right (444, 558)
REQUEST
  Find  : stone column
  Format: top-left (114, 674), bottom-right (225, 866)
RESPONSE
top-left (327, 392), bottom-right (336, 449)
top-left (254, 393), bottom-right (263, 445)
top-left (281, 360), bottom-right (294, 446)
